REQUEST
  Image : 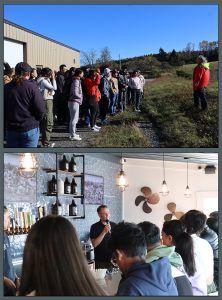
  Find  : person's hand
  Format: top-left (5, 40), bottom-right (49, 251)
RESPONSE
top-left (4, 277), bottom-right (16, 290)
top-left (103, 224), bottom-right (111, 234)
top-left (51, 71), bottom-right (55, 79)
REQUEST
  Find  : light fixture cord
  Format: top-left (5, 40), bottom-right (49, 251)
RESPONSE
top-left (187, 160), bottom-right (189, 186)
top-left (163, 153), bottom-right (165, 180)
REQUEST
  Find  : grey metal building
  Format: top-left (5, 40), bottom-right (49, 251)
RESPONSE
top-left (4, 19), bottom-right (80, 70)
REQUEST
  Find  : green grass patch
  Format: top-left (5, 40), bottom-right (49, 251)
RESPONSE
top-left (142, 70), bottom-right (218, 147)
top-left (90, 123), bottom-right (149, 147)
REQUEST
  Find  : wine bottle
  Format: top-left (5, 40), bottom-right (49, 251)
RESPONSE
top-left (59, 155), bottom-right (69, 171)
top-left (48, 175), bottom-right (57, 194)
top-left (64, 177), bottom-right (71, 194)
top-left (71, 178), bottom-right (77, 195)
top-left (69, 156), bottom-right (77, 173)
top-left (69, 199), bottom-right (78, 216)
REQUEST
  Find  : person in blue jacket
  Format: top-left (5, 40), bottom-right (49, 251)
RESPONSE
top-left (108, 221), bottom-right (178, 296)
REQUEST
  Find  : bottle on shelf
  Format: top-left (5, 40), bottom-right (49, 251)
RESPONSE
top-left (38, 206), bottom-right (44, 220)
top-left (48, 175), bottom-right (57, 194)
top-left (52, 199), bottom-right (63, 216)
top-left (43, 203), bottom-right (48, 216)
top-left (58, 178), bottom-right (64, 195)
top-left (71, 178), bottom-right (78, 195)
top-left (64, 177), bottom-right (71, 194)
top-left (69, 156), bottom-right (77, 173)
top-left (69, 199), bottom-right (78, 216)
top-left (59, 155), bottom-right (69, 171)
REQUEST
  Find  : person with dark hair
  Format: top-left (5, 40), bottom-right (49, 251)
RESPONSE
top-left (109, 70), bottom-right (119, 116)
top-left (68, 68), bottom-right (84, 141)
top-left (37, 67), bottom-right (57, 147)
top-left (29, 68), bottom-right (38, 84)
top-left (138, 221), bottom-right (193, 296)
top-left (207, 217), bottom-right (218, 235)
top-left (201, 216), bottom-right (219, 290)
top-left (4, 61), bottom-right (15, 85)
top-left (118, 67), bottom-right (128, 112)
top-left (84, 69), bottom-right (101, 131)
top-left (90, 205), bottom-right (116, 269)
top-left (209, 211), bottom-right (218, 220)
top-left (193, 55), bottom-right (210, 110)
top-left (55, 64), bottom-right (67, 124)
top-left (162, 219), bottom-right (207, 295)
top-left (128, 70), bottom-right (142, 112)
top-left (182, 209), bottom-right (214, 292)
top-left (4, 62), bottom-right (45, 147)
top-left (18, 215), bottom-right (105, 296)
top-left (99, 68), bottom-right (111, 125)
top-left (108, 221), bottom-right (178, 296)
top-left (4, 206), bottom-right (19, 296)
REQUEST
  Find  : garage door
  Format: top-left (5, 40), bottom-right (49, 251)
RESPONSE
top-left (4, 39), bottom-right (24, 67)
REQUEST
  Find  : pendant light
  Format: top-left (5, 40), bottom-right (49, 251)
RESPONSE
top-left (160, 153), bottom-right (169, 196)
top-left (116, 157), bottom-right (128, 192)
top-left (184, 158), bottom-right (191, 198)
top-left (18, 153), bottom-right (38, 178)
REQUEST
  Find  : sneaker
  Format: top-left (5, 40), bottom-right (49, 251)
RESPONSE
top-left (42, 142), bottom-right (55, 148)
top-left (69, 135), bottom-right (82, 141)
top-left (91, 126), bottom-right (100, 132)
top-left (94, 124), bottom-right (101, 129)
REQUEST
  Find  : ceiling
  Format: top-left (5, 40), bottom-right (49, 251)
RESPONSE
top-left (118, 153), bottom-right (218, 166)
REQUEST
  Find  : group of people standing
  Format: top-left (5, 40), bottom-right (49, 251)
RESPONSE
top-left (4, 204), bottom-right (218, 296)
top-left (4, 61), bottom-right (145, 147)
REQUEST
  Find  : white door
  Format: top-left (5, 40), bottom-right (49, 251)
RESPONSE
top-left (4, 39), bottom-right (24, 67)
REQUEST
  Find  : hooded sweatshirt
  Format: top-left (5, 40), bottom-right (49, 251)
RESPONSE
top-left (116, 257), bottom-right (178, 296)
top-left (193, 62), bottom-right (210, 90)
top-left (145, 245), bottom-right (193, 296)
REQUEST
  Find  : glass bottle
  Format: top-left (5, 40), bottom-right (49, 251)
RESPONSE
top-left (71, 178), bottom-right (77, 195)
top-left (69, 199), bottom-right (78, 216)
top-left (59, 155), bottom-right (69, 171)
top-left (64, 177), bottom-right (71, 194)
top-left (69, 156), bottom-right (77, 173)
top-left (48, 175), bottom-right (57, 194)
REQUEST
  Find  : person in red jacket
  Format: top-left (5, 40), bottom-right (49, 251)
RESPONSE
top-left (83, 69), bottom-right (101, 132)
top-left (193, 55), bottom-right (210, 110)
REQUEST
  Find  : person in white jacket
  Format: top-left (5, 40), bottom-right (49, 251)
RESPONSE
top-left (128, 71), bottom-right (142, 112)
top-left (37, 68), bottom-right (57, 147)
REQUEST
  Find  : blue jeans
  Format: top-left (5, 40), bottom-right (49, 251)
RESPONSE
top-left (110, 92), bottom-right (119, 114)
top-left (6, 127), bottom-right (40, 148)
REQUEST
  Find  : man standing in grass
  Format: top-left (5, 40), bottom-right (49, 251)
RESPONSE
top-left (193, 55), bottom-right (210, 110)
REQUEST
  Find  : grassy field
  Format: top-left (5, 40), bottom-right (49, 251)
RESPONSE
top-left (142, 61), bottom-right (218, 147)
top-left (91, 61), bottom-right (218, 147)
top-left (90, 111), bottom-right (149, 147)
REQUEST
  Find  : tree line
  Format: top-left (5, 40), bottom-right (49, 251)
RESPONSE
top-left (81, 40), bottom-right (218, 77)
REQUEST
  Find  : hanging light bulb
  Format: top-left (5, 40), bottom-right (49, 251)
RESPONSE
top-left (18, 153), bottom-right (38, 178)
top-left (116, 157), bottom-right (128, 192)
top-left (184, 158), bottom-right (191, 198)
top-left (160, 153), bottom-right (169, 196)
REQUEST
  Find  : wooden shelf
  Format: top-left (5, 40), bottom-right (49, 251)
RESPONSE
top-left (58, 170), bottom-right (84, 177)
top-left (42, 168), bottom-right (56, 173)
top-left (43, 192), bottom-right (84, 197)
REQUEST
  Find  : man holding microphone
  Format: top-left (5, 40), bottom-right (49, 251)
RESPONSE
top-left (90, 205), bottom-right (116, 269)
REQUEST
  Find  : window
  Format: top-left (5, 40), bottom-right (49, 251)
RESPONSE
top-left (196, 191), bottom-right (218, 217)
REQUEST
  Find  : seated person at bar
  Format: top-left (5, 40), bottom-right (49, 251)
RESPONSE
top-left (4, 206), bottom-right (20, 296)
top-left (108, 221), bottom-right (178, 296)
top-left (18, 215), bottom-right (105, 296)
top-left (138, 221), bottom-right (193, 296)
top-left (90, 205), bottom-right (116, 269)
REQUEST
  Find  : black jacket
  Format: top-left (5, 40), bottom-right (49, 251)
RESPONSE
top-left (4, 80), bottom-right (45, 132)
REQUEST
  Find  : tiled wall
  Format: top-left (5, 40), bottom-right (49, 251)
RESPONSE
top-left (6, 153), bottom-right (122, 245)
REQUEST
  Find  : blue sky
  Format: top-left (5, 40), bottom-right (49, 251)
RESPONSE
top-left (4, 4), bottom-right (218, 61)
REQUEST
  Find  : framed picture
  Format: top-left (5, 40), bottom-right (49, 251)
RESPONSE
top-left (85, 174), bottom-right (104, 205)
top-left (4, 153), bottom-right (36, 204)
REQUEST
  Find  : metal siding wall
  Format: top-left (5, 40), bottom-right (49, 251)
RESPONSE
top-left (4, 23), bottom-right (80, 70)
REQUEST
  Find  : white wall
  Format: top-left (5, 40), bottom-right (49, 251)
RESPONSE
top-left (123, 158), bottom-right (218, 231)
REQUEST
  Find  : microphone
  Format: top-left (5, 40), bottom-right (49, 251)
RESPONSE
top-left (106, 219), bottom-right (111, 233)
